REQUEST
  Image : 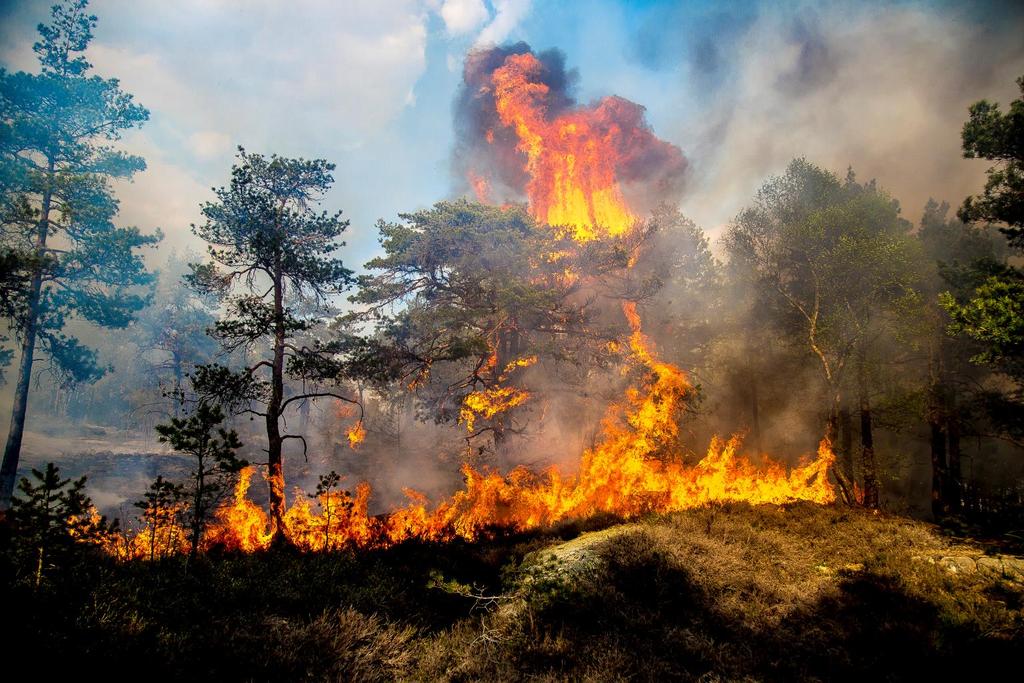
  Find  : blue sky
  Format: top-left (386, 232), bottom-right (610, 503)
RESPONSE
top-left (2, 0), bottom-right (1023, 273)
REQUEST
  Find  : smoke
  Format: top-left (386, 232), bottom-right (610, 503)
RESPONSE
top-left (638, 0), bottom-right (1024, 234)
top-left (451, 42), bottom-right (689, 213)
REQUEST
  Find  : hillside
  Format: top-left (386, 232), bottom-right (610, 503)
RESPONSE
top-left (6, 503), bottom-right (1022, 681)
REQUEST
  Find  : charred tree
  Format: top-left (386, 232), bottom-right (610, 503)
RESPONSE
top-left (839, 406), bottom-right (854, 484)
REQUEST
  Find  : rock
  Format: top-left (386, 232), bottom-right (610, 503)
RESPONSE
top-left (977, 557), bottom-right (1005, 578)
top-left (940, 556), bottom-right (977, 574)
top-left (1003, 558), bottom-right (1024, 582)
top-left (940, 555), bottom-right (1024, 582)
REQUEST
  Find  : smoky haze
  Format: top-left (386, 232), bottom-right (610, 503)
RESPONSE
top-left (629, 0), bottom-right (1024, 234)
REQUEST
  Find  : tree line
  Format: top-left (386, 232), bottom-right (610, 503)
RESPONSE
top-left (1, 0), bottom-right (1022, 560)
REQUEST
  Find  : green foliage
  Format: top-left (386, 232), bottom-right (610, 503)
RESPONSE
top-left (186, 147), bottom-right (356, 456)
top-left (724, 160), bottom-right (923, 392)
top-left (9, 462), bottom-right (113, 586)
top-left (941, 74), bottom-right (1024, 437)
top-left (349, 199), bottom-right (641, 432)
top-left (0, 0), bottom-right (158, 385)
top-left (941, 275), bottom-right (1024, 378)
top-left (155, 402), bottom-right (247, 558)
top-left (958, 75), bottom-right (1024, 247)
top-left (188, 148), bottom-right (352, 305)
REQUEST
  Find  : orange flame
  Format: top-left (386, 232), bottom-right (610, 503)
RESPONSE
top-left (468, 170), bottom-right (491, 203)
top-left (460, 386), bottom-right (531, 433)
top-left (183, 301), bottom-right (834, 553)
top-left (491, 52), bottom-right (636, 241)
top-left (346, 420), bottom-right (367, 449)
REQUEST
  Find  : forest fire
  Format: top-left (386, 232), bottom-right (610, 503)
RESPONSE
top-left (8, 3), bottom-right (1023, 678)
top-left (125, 294), bottom-right (834, 556)
top-left (101, 45), bottom-right (835, 560)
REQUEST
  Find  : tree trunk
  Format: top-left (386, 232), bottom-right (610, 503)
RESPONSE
top-left (749, 368), bottom-right (762, 454)
top-left (1, 163), bottom-right (54, 511)
top-left (927, 343), bottom-right (948, 520)
top-left (490, 321), bottom-right (520, 466)
top-left (826, 391), bottom-right (856, 505)
top-left (190, 455), bottom-right (205, 563)
top-left (172, 349), bottom-right (184, 418)
top-left (858, 354), bottom-right (879, 509)
top-left (929, 416), bottom-right (947, 520)
top-left (945, 393), bottom-right (962, 513)
top-left (266, 259), bottom-right (287, 540)
top-left (839, 406), bottom-right (854, 483)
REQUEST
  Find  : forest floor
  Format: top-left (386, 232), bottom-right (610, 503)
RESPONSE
top-left (5, 502), bottom-right (1023, 681)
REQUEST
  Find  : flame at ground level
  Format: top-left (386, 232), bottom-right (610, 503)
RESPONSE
top-left (108, 436), bottom-right (834, 558)
top-left (105, 300), bottom-right (835, 558)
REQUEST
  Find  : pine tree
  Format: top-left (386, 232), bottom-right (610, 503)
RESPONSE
top-left (308, 470), bottom-right (349, 551)
top-left (155, 403), bottom-right (247, 560)
top-left (942, 74), bottom-right (1024, 443)
top-left (10, 463), bottom-right (113, 587)
top-left (134, 475), bottom-right (186, 561)
top-left (0, 0), bottom-right (159, 509)
top-left (187, 148), bottom-right (358, 541)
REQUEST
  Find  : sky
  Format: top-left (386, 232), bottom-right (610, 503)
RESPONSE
top-left (2, 0), bottom-right (1024, 273)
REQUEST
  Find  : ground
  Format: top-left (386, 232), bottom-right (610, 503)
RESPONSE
top-left (4, 503), bottom-right (1022, 681)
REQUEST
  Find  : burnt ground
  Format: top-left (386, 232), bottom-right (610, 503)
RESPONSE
top-left (3, 503), bottom-right (1022, 682)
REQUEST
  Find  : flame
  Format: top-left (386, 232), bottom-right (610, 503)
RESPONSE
top-left (460, 386), bottom-right (531, 433)
top-left (205, 467), bottom-right (275, 552)
top-left (468, 170), bottom-right (491, 202)
top-left (491, 52), bottom-right (636, 241)
top-left (346, 420), bottom-right (367, 449)
top-left (459, 354), bottom-right (537, 432)
top-left (180, 302), bottom-right (834, 553)
top-left (502, 355), bottom-right (537, 374)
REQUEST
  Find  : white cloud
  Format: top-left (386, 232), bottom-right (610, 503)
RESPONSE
top-left (83, 0), bottom-right (431, 154)
top-left (440, 0), bottom-right (489, 36)
top-left (475, 0), bottom-right (532, 46)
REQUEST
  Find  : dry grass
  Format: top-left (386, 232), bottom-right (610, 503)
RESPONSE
top-left (412, 503), bottom-right (1024, 681)
top-left (4, 503), bottom-right (1021, 681)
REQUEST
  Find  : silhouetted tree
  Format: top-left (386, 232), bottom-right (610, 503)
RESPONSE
top-left (308, 470), bottom-right (349, 551)
top-left (10, 462), bottom-right (113, 587)
top-left (155, 403), bottom-right (246, 560)
top-left (134, 475), bottom-right (186, 561)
